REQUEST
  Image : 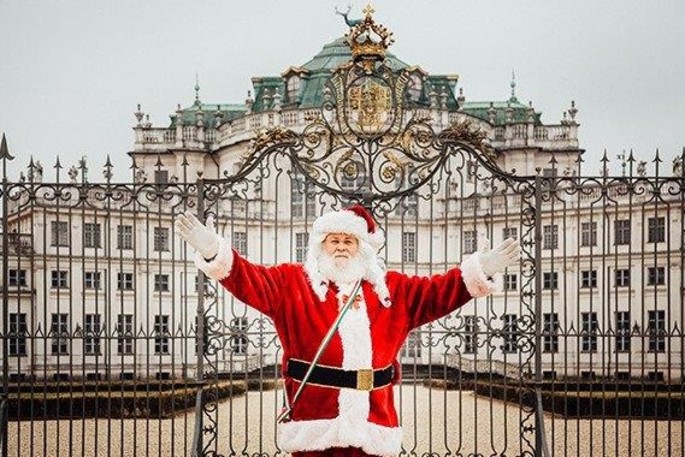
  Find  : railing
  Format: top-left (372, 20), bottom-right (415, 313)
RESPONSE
top-left (2, 143), bottom-right (684, 457)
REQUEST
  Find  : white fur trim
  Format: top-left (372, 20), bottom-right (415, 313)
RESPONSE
top-left (312, 209), bottom-right (385, 250)
top-left (336, 285), bottom-right (374, 445)
top-left (279, 417), bottom-right (403, 457)
top-left (194, 235), bottom-right (234, 281)
top-left (460, 251), bottom-right (502, 298)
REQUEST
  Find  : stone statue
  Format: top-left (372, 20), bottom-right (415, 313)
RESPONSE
top-left (34, 161), bottom-right (43, 183)
top-left (68, 166), bottom-right (78, 183)
top-left (637, 161), bottom-right (647, 177)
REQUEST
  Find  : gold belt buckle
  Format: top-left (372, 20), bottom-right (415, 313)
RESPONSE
top-left (357, 368), bottom-right (374, 391)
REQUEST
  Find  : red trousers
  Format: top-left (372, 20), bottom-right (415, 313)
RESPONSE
top-left (293, 447), bottom-right (375, 457)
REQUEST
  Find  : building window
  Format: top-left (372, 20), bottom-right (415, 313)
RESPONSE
top-left (291, 169), bottom-right (316, 219)
top-left (543, 313), bottom-right (559, 353)
top-left (51, 270), bottom-right (69, 289)
top-left (615, 311), bottom-right (631, 352)
top-left (614, 219), bottom-right (631, 245)
top-left (543, 224), bottom-right (558, 250)
top-left (464, 315), bottom-right (477, 354)
top-left (8, 269), bottom-right (27, 287)
top-left (117, 272), bottom-right (134, 291)
top-left (117, 225), bottom-right (133, 250)
top-left (232, 231), bottom-right (248, 256)
top-left (287, 75), bottom-right (301, 101)
top-left (340, 161), bottom-right (367, 199)
top-left (401, 330), bottom-right (422, 358)
top-left (402, 232), bottom-right (416, 263)
top-left (230, 198), bottom-right (247, 218)
top-left (230, 317), bottom-right (249, 355)
top-left (50, 313), bottom-right (69, 355)
top-left (154, 274), bottom-right (169, 292)
top-left (647, 267), bottom-right (665, 286)
top-left (463, 230), bottom-right (477, 254)
top-left (543, 272), bottom-right (558, 290)
top-left (502, 314), bottom-right (518, 353)
top-left (9, 313), bottom-right (27, 356)
top-left (615, 269), bottom-right (630, 287)
top-left (581, 312), bottom-right (598, 352)
top-left (295, 232), bottom-right (309, 263)
top-left (84, 271), bottom-right (101, 290)
top-left (581, 270), bottom-right (597, 288)
top-left (84, 223), bottom-right (101, 248)
top-left (395, 193), bottom-right (418, 217)
top-left (648, 310), bottom-right (666, 353)
top-left (504, 273), bottom-right (518, 291)
top-left (542, 168), bottom-right (558, 178)
top-left (408, 73), bottom-right (423, 102)
top-left (51, 221), bottom-right (69, 246)
top-left (153, 227), bottom-right (169, 252)
top-left (117, 314), bottom-right (134, 355)
top-left (647, 217), bottom-right (665, 243)
top-left (580, 222), bottom-right (597, 247)
top-left (84, 314), bottom-right (101, 355)
top-left (154, 170), bottom-right (169, 185)
top-left (503, 227), bottom-right (518, 240)
top-left (154, 315), bottom-right (170, 355)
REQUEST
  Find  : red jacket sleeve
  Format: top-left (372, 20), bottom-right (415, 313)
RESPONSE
top-left (217, 250), bottom-right (285, 318)
top-left (387, 268), bottom-right (474, 330)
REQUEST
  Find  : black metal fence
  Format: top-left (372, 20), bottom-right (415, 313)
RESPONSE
top-left (1, 139), bottom-right (683, 457)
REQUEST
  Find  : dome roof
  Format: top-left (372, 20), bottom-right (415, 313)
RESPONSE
top-left (300, 37), bottom-right (409, 73)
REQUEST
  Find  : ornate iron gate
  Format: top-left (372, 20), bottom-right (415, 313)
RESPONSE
top-left (189, 15), bottom-right (543, 457)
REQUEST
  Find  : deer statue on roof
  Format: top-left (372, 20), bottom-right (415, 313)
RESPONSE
top-left (335, 5), bottom-right (362, 27)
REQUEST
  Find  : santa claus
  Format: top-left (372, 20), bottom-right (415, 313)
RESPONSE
top-left (175, 205), bottom-right (520, 457)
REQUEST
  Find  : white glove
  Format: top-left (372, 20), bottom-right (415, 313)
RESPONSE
top-left (480, 237), bottom-right (520, 277)
top-left (174, 210), bottom-right (219, 260)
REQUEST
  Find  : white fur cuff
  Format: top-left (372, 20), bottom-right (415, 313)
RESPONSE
top-left (194, 235), bottom-right (234, 281)
top-left (460, 251), bottom-right (502, 298)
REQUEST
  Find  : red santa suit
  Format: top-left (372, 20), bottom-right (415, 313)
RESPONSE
top-left (195, 206), bottom-right (497, 457)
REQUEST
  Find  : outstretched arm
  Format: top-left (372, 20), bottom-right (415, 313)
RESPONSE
top-left (175, 210), bottom-right (282, 317)
top-left (394, 237), bottom-right (520, 329)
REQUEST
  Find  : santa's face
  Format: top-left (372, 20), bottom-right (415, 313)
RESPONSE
top-left (323, 233), bottom-right (359, 268)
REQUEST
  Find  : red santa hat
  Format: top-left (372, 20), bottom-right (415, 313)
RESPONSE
top-left (310, 204), bottom-right (385, 251)
top-left (304, 205), bottom-right (390, 306)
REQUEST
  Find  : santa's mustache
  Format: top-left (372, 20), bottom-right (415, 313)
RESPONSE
top-left (317, 251), bottom-right (368, 284)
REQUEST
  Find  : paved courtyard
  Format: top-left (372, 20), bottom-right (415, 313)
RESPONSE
top-left (9, 385), bottom-right (682, 456)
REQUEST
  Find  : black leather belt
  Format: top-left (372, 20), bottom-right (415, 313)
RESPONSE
top-left (286, 359), bottom-right (394, 391)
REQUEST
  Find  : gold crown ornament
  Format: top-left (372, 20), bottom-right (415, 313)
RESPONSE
top-left (345, 5), bottom-right (395, 73)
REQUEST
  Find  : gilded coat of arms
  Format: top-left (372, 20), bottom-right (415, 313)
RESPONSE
top-left (347, 77), bottom-right (393, 134)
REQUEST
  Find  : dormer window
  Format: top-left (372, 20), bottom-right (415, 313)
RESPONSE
top-left (408, 73), bottom-right (423, 102)
top-left (287, 75), bottom-right (301, 102)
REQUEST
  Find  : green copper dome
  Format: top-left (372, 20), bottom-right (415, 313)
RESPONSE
top-left (301, 37), bottom-right (409, 73)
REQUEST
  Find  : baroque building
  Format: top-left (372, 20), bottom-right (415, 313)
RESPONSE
top-left (3, 12), bottom-right (682, 383)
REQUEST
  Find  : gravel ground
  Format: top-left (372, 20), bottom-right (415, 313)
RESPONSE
top-left (8, 385), bottom-right (683, 457)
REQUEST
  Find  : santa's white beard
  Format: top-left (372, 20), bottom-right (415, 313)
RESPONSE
top-left (317, 252), bottom-right (368, 285)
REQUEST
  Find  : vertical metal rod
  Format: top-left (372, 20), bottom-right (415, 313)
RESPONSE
top-left (1, 137), bottom-right (10, 457)
top-left (533, 175), bottom-right (547, 457)
top-left (191, 179), bottom-right (206, 457)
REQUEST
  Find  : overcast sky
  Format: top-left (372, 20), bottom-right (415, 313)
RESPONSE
top-left (1, 0), bottom-right (684, 181)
